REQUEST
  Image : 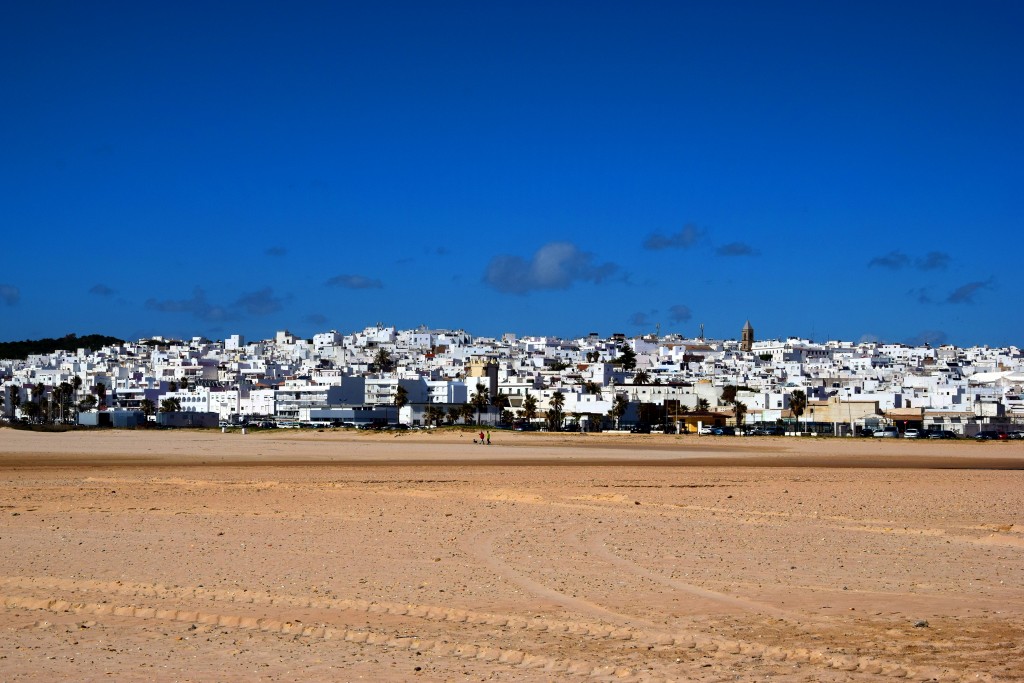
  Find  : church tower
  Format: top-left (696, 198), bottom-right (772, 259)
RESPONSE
top-left (740, 320), bottom-right (754, 352)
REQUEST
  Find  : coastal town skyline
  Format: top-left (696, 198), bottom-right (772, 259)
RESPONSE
top-left (2, 2), bottom-right (1022, 346)
top-left (3, 322), bottom-right (1022, 439)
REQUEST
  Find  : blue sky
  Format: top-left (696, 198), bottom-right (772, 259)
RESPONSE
top-left (2, 1), bottom-right (1021, 347)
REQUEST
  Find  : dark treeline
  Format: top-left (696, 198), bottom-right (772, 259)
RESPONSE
top-left (0, 333), bottom-right (125, 360)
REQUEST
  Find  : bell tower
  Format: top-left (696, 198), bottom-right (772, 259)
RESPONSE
top-left (740, 320), bottom-right (754, 352)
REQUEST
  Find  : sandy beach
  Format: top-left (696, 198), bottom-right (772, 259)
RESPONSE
top-left (1, 427), bottom-right (1022, 681)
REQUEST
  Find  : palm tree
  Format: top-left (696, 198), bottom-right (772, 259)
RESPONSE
top-left (789, 390), bottom-right (807, 432)
top-left (92, 383), bottom-right (107, 410)
top-left (609, 394), bottom-right (628, 430)
top-left (31, 383), bottom-right (49, 423)
top-left (548, 391), bottom-right (565, 431)
top-left (56, 382), bottom-right (74, 423)
top-left (48, 384), bottom-right (63, 423)
top-left (734, 401), bottom-right (747, 430)
top-left (71, 375), bottom-right (83, 421)
top-left (459, 403), bottom-right (474, 424)
top-left (160, 397), bottom-right (181, 413)
top-left (446, 405), bottom-right (461, 425)
top-left (695, 397), bottom-right (710, 412)
top-left (583, 381), bottom-right (601, 394)
top-left (9, 384), bottom-right (21, 415)
top-left (490, 391), bottom-right (510, 421)
top-left (522, 394), bottom-right (538, 425)
top-left (373, 348), bottom-right (393, 373)
top-left (140, 398), bottom-right (155, 418)
top-left (470, 383), bottom-right (489, 425)
top-left (21, 400), bottom-right (41, 422)
top-left (393, 385), bottom-right (409, 425)
top-left (633, 370), bottom-right (651, 385)
top-left (424, 405), bottom-right (444, 427)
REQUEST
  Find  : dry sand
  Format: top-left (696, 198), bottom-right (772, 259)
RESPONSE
top-left (1, 427), bottom-right (1022, 682)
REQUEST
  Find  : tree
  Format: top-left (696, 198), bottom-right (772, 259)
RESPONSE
top-left (615, 345), bottom-right (637, 371)
top-left (609, 394), bottom-right (628, 429)
top-left (695, 397), bottom-right (710, 412)
top-left (21, 400), bottom-right (41, 422)
top-left (470, 383), bottom-right (489, 425)
top-left (459, 403), bottom-right (475, 424)
top-left (583, 380), bottom-right (601, 395)
top-left (633, 369), bottom-right (651, 385)
top-left (92, 383), bottom-right (107, 409)
top-left (394, 385), bottom-right (409, 410)
top-left (31, 383), bottom-right (48, 423)
top-left (424, 405), bottom-right (444, 427)
top-left (734, 401), bottom-right (748, 429)
top-left (140, 398), bottom-right (155, 417)
top-left (446, 405), bottom-right (461, 425)
top-left (9, 384), bottom-right (21, 413)
top-left (637, 402), bottom-right (661, 428)
top-left (71, 375), bottom-right (83, 420)
top-left (78, 394), bottom-right (97, 412)
top-left (160, 397), bottom-right (181, 413)
top-left (522, 394), bottom-right (538, 424)
top-left (547, 391), bottom-right (565, 431)
top-left (789, 390), bottom-right (807, 432)
top-left (48, 383), bottom-right (65, 423)
top-left (168, 381), bottom-right (178, 392)
top-left (55, 382), bottom-right (74, 423)
top-left (373, 348), bottom-right (393, 373)
top-left (490, 391), bottom-right (510, 417)
top-left (721, 385), bottom-right (739, 404)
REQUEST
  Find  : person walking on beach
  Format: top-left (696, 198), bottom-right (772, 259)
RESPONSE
top-left (479, 430), bottom-right (485, 445)
top-left (486, 431), bottom-right (491, 445)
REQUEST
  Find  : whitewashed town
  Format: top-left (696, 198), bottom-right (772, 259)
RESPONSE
top-left (2, 321), bottom-right (1023, 439)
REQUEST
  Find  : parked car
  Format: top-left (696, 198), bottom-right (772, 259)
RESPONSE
top-left (629, 424), bottom-right (651, 434)
top-left (873, 426), bottom-right (900, 438)
top-left (1009, 431), bottom-right (1024, 440)
top-left (698, 425), bottom-right (716, 435)
top-left (974, 431), bottom-right (1009, 440)
top-left (749, 426), bottom-right (783, 436)
top-left (712, 426), bottom-right (735, 436)
top-left (903, 428), bottom-right (920, 439)
top-left (926, 430), bottom-right (958, 439)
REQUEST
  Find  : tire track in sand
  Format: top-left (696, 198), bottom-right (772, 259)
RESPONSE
top-left (0, 575), bottom-right (972, 682)
top-left (583, 531), bottom-right (803, 621)
top-left (457, 536), bottom-right (975, 683)
top-left (0, 592), bottom-right (636, 681)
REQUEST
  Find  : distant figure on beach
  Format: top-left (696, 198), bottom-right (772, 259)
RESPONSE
top-left (479, 431), bottom-right (484, 445)
top-left (486, 431), bottom-right (491, 445)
